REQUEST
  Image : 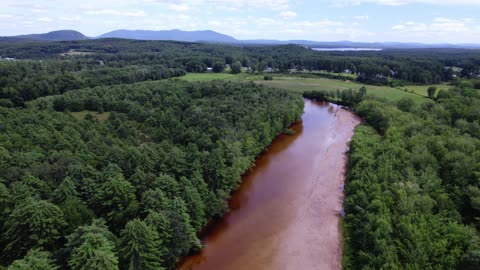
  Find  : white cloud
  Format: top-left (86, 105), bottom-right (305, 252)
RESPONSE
top-left (37, 17), bottom-right (52, 22)
top-left (60, 16), bottom-right (82, 22)
top-left (146, 0), bottom-right (291, 10)
top-left (168, 3), bottom-right (190, 12)
top-left (0, 14), bottom-right (14, 19)
top-left (256, 17), bottom-right (277, 26)
top-left (392, 17), bottom-right (475, 33)
top-left (353, 15), bottom-right (369, 20)
top-left (280, 11), bottom-right (297, 19)
top-left (333, 0), bottom-right (480, 6)
top-left (389, 17), bottom-right (480, 42)
top-left (84, 9), bottom-right (146, 17)
top-left (207, 20), bottom-right (221, 26)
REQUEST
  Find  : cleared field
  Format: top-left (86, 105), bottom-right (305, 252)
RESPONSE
top-left (179, 73), bottom-right (238, 81)
top-left (70, 111), bottom-right (110, 122)
top-left (179, 72), bottom-right (266, 82)
top-left (179, 73), bottom-right (432, 103)
top-left (396, 83), bottom-right (452, 97)
top-left (59, 49), bottom-right (95, 56)
top-left (257, 76), bottom-right (430, 103)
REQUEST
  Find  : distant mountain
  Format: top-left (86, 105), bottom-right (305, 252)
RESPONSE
top-left (1, 29), bottom-right (479, 49)
top-left (98, 29), bottom-right (238, 43)
top-left (3, 30), bottom-right (89, 42)
top-left (240, 39), bottom-right (480, 49)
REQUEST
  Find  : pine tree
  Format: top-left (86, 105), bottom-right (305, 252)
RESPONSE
top-left (69, 233), bottom-right (119, 270)
top-left (179, 177), bottom-right (206, 231)
top-left (144, 211), bottom-right (171, 265)
top-left (1, 198), bottom-right (65, 263)
top-left (59, 198), bottom-right (96, 234)
top-left (120, 219), bottom-right (164, 270)
top-left (52, 176), bottom-right (78, 203)
top-left (166, 197), bottom-right (201, 259)
top-left (141, 188), bottom-right (169, 213)
top-left (7, 249), bottom-right (59, 270)
top-left (67, 219), bottom-right (119, 270)
top-left (93, 174), bottom-right (138, 232)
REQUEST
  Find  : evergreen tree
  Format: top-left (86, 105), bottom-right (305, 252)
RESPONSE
top-left (1, 198), bottom-right (65, 263)
top-left (144, 211), bottom-right (171, 266)
top-left (69, 233), bottom-right (119, 270)
top-left (7, 249), bottom-right (59, 270)
top-left (66, 219), bottom-right (119, 270)
top-left (120, 219), bottom-right (164, 270)
top-left (166, 197), bottom-right (201, 259)
top-left (52, 177), bottom-right (78, 203)
top-left (141, 188), bottom-right (169, 214)
top-left (93, 174), bottom-right (138, 232)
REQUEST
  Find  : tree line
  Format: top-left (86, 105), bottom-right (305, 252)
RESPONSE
top-left (0, 80), bottom-right (304, 269)
top-left (0, 40), bottom-right (479, 108)
top-left (341, 81), bottom-right (480, 269)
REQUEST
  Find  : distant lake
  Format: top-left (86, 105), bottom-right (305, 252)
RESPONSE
top-left (313, 48), bottom-right (383, 51)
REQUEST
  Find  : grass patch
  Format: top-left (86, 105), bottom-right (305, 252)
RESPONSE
top-left (180, 73), bottom-right (238, 81)
top-left (257, 76), bottom-right (430, 104)
top-left (59, 49), bottom-right (95, 56)
top-left (179, 72), bottom-right (264, 82)
top-left (70, 111), bottom-right (110, 123)
top-left (180, 73), bottom-right (433, 104)
top-left (397, 83), bottom-right (452, 97)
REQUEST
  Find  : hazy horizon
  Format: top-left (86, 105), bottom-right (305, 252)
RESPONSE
top-left (1, 0), bottom-right (480, 43)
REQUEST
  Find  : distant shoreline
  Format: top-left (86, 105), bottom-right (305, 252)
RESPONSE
top-left (312, 48), bottom-right (383, 51)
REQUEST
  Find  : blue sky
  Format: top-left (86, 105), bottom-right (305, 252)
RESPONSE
top-left (1, 0), bottom-right (480, 43)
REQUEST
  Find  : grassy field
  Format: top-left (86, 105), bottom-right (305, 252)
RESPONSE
top-left (70, 111), bottom-right (110, 122)
top-left (178, 73), bottom-right (433, 104)
top-left (395, 83), bottom-right (452, 97)
top-left (179, 73), bottom-right (238, 81)
top-left (258, 76), bottom-right (431, 103)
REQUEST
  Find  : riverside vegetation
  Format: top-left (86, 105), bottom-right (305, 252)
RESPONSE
top-left (305, 80), bottom-right (480, 269)
top-left (0, 80), bottom-right (303, 269)
top-left (0, 38), bottom-right (480, 269)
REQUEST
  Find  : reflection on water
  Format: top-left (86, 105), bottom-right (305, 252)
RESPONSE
top-left (178, 100), bottom-right (360, 270)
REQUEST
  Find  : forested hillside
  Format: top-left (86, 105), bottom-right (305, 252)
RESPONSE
top-left (342, 81), bottom-right (480, 269)
top-left (0, 80), bottom-right (303, 269)
top-left (1, 39), bottom-right (479, 108)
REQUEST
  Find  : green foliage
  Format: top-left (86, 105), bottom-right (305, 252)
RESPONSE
top-left (52, 177), bottom-right (78, 203)
top-left (0, 80), bottom-right (303, 268)
top-left (92, 172), bottom-right (139, 232)
top-left (7, 249), bottom-right (59, 270)
top-left (212, 61), bottom-right (225, 73)
top-left (428, 86), bottom-right (437, 98)
top-left (120, 219), bottom-right (164, 270)
top-left (67, 219), bottom-right (119, 270)
top-left (344, 82), bottom-right (480, 269)
top-left (231, 61), bottom-right (242, 74)
top-left (396, 97), bottom-right (415, 112)
top-left (164, 197), bottom-right (201, 265)
top-left (303, 86), bottom-right (367, 106)
top-left (1, 198), bottom-right (65, 263)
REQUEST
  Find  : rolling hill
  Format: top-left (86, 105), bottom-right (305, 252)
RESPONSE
top-left (6, 30), bottom-right (89, 41)
top-left (98, 29), bottom-right (238, 43)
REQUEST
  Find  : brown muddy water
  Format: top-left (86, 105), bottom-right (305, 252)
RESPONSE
top-left (178, 100), bottom-right (361, 270)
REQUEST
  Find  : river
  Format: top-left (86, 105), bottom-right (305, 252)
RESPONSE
top-left (178, 100), bottom-right (361, 270)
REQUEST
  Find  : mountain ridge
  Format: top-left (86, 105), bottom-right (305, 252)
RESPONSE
top-left (1, 29), bottom-right (480, 49)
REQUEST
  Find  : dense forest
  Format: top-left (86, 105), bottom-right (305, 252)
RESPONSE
top-left (0, 80), bottom-right (303, 269)
top-left (1, 39), bottom-right (480, 107)
top-left (335, 81), bottom-right (480, 269)
top-left (2, 37), bottom-right (480, 269)
top-left (304, 80), bottom-right (480, 268)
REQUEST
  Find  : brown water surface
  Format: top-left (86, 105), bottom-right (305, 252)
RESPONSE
top-left (178, 100), bottom-right (361, 270)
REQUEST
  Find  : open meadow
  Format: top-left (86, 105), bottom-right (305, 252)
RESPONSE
top-left (180, 73), bottom-right (434, 104)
